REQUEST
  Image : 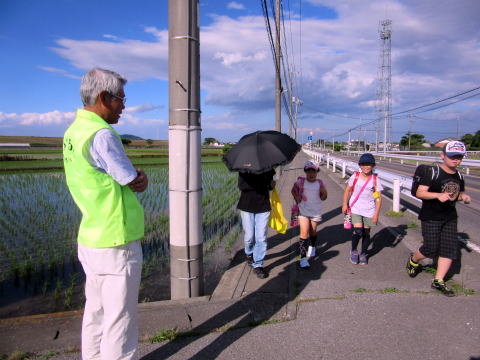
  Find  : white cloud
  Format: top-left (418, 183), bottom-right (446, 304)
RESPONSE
top-left (0, 111), bottom-right (75, 126)
top-left (0, 110), bottom-right (75, 126)
top-left (227, 2), bottom-right (245, 10)
top-left (202, 112), bottom-right (251, 130)
top-left (0, 110), bottom-right (164, 139)
top-left (119, 113), bottom-right (165, 126)
top-left (125, 103), bottom-right (164, 114)
top-left (51, 34), bottom-right (169, 81)
top-left (103, 34), bottom-right (120, 41)
top-left (38, 66), bottom-right (81, 79)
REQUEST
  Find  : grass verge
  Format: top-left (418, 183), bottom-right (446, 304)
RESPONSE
top-left (385, 211), bottom-right (404, 217)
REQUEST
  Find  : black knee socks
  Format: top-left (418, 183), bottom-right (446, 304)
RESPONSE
top-left (309, 235), bottom-right (317, 248)
top-left (361, 228), bottom-right (371, 254)
top-left (351, 228), bottom-right (362, 251)
top-left (299, 238), bottom-right (308, 258)
top-left (352, 228), bottom-right (371, 253)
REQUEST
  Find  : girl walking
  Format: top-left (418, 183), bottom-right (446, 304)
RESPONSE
top-left (342, 153), bottom-right (383, 265)
top-left (291, 160), bottom-right (328, 268)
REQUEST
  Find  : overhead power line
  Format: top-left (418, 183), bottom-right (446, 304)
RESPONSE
top-left (328, 86), bottom-right (480, 138)
top-left (392, 86), bottom-right (480, 116)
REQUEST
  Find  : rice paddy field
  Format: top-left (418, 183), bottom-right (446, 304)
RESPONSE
top-left (0, 163), bottom-right (241, 318)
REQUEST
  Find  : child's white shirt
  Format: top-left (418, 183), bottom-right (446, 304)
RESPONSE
top-left (347, 173), bottom-right (383, 218)
top-left (299, 179), bottom-right (323, 218)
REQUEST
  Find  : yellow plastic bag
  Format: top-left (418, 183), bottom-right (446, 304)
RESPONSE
top-left (268, 187), bottom-right (288, 234)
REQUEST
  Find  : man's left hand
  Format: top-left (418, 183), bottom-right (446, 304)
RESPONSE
top-left (129, 169), bottom-right (148, 192)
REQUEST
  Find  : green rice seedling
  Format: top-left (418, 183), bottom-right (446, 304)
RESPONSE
top-left (42, 279), bottom-right (50, 296)
top-left (53, 279), bottom-right (63, 307)
top-left (63, 273), bottom-right (78, 310)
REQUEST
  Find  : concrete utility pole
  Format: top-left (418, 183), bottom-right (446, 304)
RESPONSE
top-left (288, 79), bottom-right (293, 137)
top-left (408, 114), bottom-right (413, 151)
top-left (275, 0), bottom-right (281, 131)
top-left (168, 0), bottom-right (203, 299)
top-left (456, 115), bottom-right (460, 139)
top-left (292, 96), bottom-right (301, 141)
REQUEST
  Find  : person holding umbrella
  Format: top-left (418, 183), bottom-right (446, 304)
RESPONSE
top-left (223, 131), bottom-right (301, 279)
top-left (237, 169), bottom-right (276, 278)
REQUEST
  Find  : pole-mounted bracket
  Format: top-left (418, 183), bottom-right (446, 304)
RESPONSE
top-left (175, 80), bottom-right (187, 92)
top-left (172, 35), bottom-right (199, 43)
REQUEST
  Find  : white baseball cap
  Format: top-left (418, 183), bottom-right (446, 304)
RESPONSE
top-left (443, 141), bottom-right (466, 157)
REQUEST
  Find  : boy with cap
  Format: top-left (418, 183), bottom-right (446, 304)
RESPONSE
top-left (342, 153), bottom-right (383, 265)
top-left (406, 141), bottom-right (471, 296)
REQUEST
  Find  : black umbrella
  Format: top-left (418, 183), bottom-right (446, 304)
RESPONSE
top-left (222, 130), bottom-right (301, 174)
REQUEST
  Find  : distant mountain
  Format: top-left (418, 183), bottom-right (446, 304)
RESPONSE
top-left (121, 134), bottom-right (143, 140)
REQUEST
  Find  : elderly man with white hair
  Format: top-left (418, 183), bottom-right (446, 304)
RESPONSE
top-left (63, 68), bottom-right (148, 360)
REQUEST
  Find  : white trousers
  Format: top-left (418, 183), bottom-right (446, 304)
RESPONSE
top-left (78, 241), bottom-right (143, 360)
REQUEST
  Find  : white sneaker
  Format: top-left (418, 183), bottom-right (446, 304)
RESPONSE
top-left (307, 246), bottom-right (316, 258)
top-left (299, 257), bottom-right (310, 268)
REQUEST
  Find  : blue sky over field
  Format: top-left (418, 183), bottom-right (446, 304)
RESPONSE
top-left (0, 0), bottom-right (479, 143)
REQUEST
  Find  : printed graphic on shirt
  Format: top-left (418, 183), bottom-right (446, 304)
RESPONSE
top-left (441, 179), bottom-right (460, 201)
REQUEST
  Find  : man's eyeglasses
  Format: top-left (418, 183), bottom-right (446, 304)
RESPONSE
top-left (109, 93), bottom-right (127, 105)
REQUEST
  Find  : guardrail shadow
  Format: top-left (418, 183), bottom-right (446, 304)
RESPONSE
top-left (367, 225), bottom-right (406, 259)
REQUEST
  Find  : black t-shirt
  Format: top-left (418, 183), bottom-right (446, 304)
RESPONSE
top-left (418, 166), bottom-right (465, 221)
top-left (236, 170), bottom-right (275, 213)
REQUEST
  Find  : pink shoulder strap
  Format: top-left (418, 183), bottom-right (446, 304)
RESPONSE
top-left (350, 175), bottom-right (373, 209)
top-left (298, 176), bottom-right (306, 194)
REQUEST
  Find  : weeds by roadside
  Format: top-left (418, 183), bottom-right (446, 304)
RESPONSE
top-left (385, 211), bottom-right (404, 217)
top-left (407, 220), bottom-right (418, 229)
top-left (150, 329), bottom-right (179, 343)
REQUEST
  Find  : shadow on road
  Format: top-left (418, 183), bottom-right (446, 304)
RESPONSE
top-left (140, 208), bottom-right (344, 360)
top-left (367, 224), bottom-right (406, 259)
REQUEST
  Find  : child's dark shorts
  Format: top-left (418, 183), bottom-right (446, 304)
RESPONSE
top-left (419, 219), bottom-right (458, 260)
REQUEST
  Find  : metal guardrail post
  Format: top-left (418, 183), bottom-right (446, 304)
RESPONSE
top-left (393, 179), bottom-right (400, 212)
top-left (332, 160), bottom-right (336, 173)
top-left (342, 162), bottom-right (346, 178)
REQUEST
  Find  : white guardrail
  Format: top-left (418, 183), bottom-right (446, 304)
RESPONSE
top-left (304, 148), bottom-right (419, 213)
top-left (347, 151), bottom-right (480, 170)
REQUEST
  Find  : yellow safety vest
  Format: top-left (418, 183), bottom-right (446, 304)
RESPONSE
top-left (63, 109), bottom-right (144, 248)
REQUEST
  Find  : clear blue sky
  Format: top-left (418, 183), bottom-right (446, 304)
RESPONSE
top-left (1, 0), bottom-right (479, 143)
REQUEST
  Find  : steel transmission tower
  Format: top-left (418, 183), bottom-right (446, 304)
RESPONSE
top-left (376, 19), bottom-right (392, 153)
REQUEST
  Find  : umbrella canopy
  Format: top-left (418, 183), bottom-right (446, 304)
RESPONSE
top-left (222, 130), bottom-right (301, 174)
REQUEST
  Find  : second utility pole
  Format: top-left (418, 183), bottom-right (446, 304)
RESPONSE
top-left (275, 0), bottom-right (281, 132)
